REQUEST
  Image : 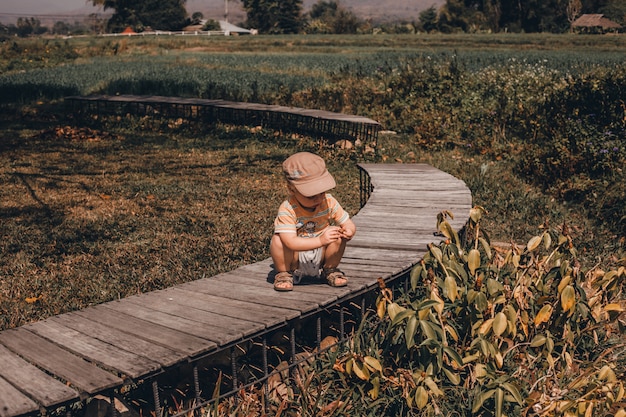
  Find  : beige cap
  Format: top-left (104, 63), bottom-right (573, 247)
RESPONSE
top-left (282, 152), bottom-right (336, 197)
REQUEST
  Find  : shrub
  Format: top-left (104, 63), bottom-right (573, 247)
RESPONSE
top-left (326, 209), bottom-right (625, 416)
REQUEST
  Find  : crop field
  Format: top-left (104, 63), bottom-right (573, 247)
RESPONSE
top-left (0, 33), bottom-right (624, 416)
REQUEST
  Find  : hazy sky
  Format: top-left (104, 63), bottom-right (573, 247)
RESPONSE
top-left (0, 0), bottom-right (100, 16)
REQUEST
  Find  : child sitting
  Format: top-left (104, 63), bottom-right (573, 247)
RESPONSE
top-left (270, 152), bottom-right (356, 291)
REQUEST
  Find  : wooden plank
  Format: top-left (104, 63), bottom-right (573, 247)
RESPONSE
top-left (42, 313), bottom-right (184, 368)
top-left (0, 375), bottom-right (39, 417)
top-left (0, 344), bottom-right (79, 408)
top-left (73, 305), bottom-right (215, 357)
top-left (26, 320), bottom-right (162, 379)
top-left (0, 329), bottom-right (122, 394)
top-left (183, 274), bottom-right (321, 311)
top-left (147, 287), bottom-right (292, 328)
top-left (106, 297), bottom-right (260, 345)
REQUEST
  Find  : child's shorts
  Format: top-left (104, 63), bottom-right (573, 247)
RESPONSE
top-left (293, 247), bottom-right (323, 283)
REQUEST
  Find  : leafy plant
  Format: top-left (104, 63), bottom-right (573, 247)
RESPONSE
top-left (325, 208), bottom-right (625, 416)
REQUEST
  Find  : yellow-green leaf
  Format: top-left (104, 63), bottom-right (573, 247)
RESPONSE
top-left (493, 312), bottom-right (508, 337)
top-left (534, 304), bottom-right (553, 326)
top-left (527, 235), bottom-right (543, 252)
top-left (479, 237), bottom-right (492, 260)
top-left (406, 315), bottom-right (418, 349)
top-left (598, 365), bottom-right (616, 382)
top-left (431, 291), bottom-right (444, 314)
top-left (560, 285), bottom-right (576, 312)
top-left (387, 302), bottom-right (405, 322)
top-left (530, 334), bottom-right (547, 347)
top-left (443, 366), bottom-right (461, 385)
top-left (353, 361), bottom-right (370, 381)
top-left (469, 206), bottom-right (484, 223)
top-left (478, 318), bottom-right (494, 335)
top-left (495, 388), bottom-right (504, 417)
top-left (543, 232), bottom-right (552, 250)
top-left (444, 275), bottom-right (458, 302)
top-left (468, 249), bottom-right (481, 275)
top-left (472, 389), bottom-right (496, 413)
top-left (429, 244), bottom-right (443, 263)
top-left (415, 386), bottom-right (428, 409)
top-left (368, 376), bottom-right (380, 399)
top-left (424, 377), bottom-right (443, 396)
top-left (364, 356), bottom-right (383, 373)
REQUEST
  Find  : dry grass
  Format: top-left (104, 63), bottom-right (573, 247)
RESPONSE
top-left (0, 110), bottom-right (360, 330)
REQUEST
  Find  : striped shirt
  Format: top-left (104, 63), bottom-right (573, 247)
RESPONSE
top-left (274, 193), bottom-right (350, 238)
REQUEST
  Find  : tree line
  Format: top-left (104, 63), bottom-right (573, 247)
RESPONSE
top-left (1, 0), bottom-right (624, 37)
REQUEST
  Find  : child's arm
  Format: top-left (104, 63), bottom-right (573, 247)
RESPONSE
top-left (279, 226), bottom-right (346, 251)
top-left (339, 218), bottom-right (356, 241)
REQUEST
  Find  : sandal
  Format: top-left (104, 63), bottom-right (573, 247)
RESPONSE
top-left (323, 267), bottom-right (348, 287)
top-left (274, 271), bottom-right (294, 291)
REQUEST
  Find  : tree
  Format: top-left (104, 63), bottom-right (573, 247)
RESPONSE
top-left (418, 6), bottom-right (438, 32)
top-left (15, 17), bottom-right (47, 37)
top-left (91, 0), bottom-right (188, 32)
top-left (241, 0), bottom-right (304, 34)
top-left (306, 0), bottom-right (360, 34)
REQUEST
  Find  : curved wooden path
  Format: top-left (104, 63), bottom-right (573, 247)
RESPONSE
top-left (65, 95), bottom-right (382, 148)
top-left (0, 163), bottom-right (471, 417)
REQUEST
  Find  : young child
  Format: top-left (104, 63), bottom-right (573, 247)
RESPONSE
top-left (270, 152), bottom-right (356, 291)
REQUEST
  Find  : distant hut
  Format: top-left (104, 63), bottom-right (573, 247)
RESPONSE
top-left (572, 14), bottom-right (622, 34)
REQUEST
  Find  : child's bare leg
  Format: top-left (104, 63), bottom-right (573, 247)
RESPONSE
top-left (322, 238), bottom-right (348, 286)
top-left (270, 234), bottom-right (298, 271)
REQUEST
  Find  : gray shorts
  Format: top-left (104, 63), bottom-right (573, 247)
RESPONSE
top-left (293, 247), bottom-right (323, 283)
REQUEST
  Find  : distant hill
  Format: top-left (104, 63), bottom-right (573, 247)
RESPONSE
top-left (187, 0), bottom-right (445, 24)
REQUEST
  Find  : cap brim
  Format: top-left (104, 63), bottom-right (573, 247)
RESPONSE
top-left (292, 170), bottom-right (336, 197)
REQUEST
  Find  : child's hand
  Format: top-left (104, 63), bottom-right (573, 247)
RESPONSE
top-left (340, 225), bottom-right (354, 241)
top-left (320, 226), bottom-right (343, 246)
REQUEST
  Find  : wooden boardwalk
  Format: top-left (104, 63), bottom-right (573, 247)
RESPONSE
top-left (65, 95), bottom-right (382, 147)
top-left (0, 163), bottom-right (471, 417)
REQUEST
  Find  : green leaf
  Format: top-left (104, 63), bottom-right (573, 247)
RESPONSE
top-left (443, 346), bottom-right (463, 367)
top-left (363, 356), bottom-right (383, 374)
top-left (420, 319), bottom-right (439, 342)
top-left (479, 237), bottom-right (492, 260)
top-left (387, 302), bottom-right (405, 322)
top-left (501, 382), bottom-right (524, 405)
top-left (560, 285), bottom-right (576, 312)
top-left (392, 308), bottom-right (414, 326)
top-left (543, 232), bottom-right (552, 250)
top-left (429, 244), bottom-right (443, 264)
top-left (493, 312), bottom-right (508, 337)
top-left (405, 315), bottom-right (418, 349)
top-left (416, 299), bottom-right (441, 311)
top-left (444, 275), bottom-right (458, 302)
top-left (353, 360), bottom-right (370, 380)
top-left (424, 377), bottom-right (443, 396)
top-left (527, 235), bottom-right (542, 251)
top-left (469, 206), bottom-right (484, 223)
top-left (468, 249), bottom-right (481, 275)
top-left (410, 264), bottom-right (423, 291)
top-left (530, 334), bottom-right (547, 347)
top-left (495, 387), bottom-right (504, 417)
top-left (415, 386), bottom-right (428, 409)
top-left (472, 389), bottom-right (496, 413)
top-left (443, 366), bottom-right (461, 385)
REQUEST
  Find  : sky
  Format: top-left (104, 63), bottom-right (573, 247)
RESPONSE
top-left (0, 0), bottom-right (101, 15)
